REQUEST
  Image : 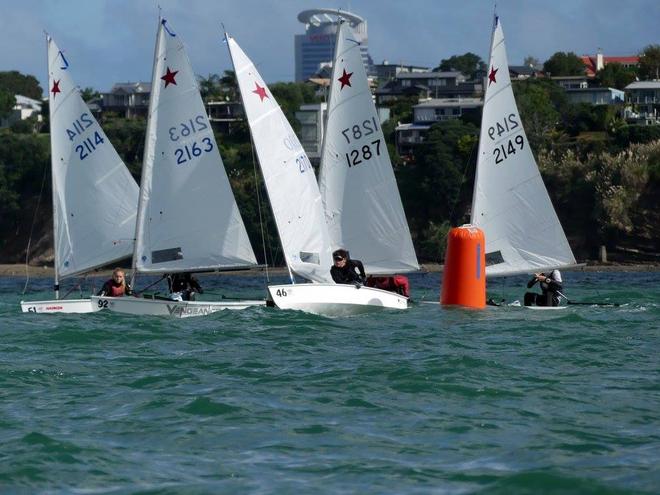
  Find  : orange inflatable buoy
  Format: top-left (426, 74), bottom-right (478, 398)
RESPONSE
top-left (440, 225), bottom-right (486, 309)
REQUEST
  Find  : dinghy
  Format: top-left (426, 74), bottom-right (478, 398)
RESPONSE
top-left (95, 19), bottom-right (264, 317)
top-left (470, 15), bottom-right (579, 307)
top-left (226, 31), bottom-right (409, 315)
top-left (21, 36), bottom-right (139, 313)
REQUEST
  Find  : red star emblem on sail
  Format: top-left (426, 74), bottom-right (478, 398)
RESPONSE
top-left (51, 80), bottom-right (61, 97)
top-left (488, 66), bottom-right (498, 85)
top-left (338, 68), bottom-right (353, 90)
top-left (161, 67), bottom-right (179, 87)
top-left (252, 82), bottom-right (268, 101)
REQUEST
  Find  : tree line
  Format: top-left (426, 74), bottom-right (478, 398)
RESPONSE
top-left (1, 45), bottom-right (659, 265)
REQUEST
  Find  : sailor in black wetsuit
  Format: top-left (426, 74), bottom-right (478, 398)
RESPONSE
top-left (167, 273), bottom-right (203, 301)
top-left (524, 269), bottom-right (563, 306)
top-left (330, 249), bottom-right (366, 286)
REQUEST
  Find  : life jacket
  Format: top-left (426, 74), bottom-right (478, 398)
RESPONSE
top-left (108, 283), bottom-right (126, 297)
top-left (366, 275), bottom-right (410, 297)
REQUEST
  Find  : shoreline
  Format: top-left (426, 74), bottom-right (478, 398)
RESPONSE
top-left (1, 262), bottom-right (658, 278)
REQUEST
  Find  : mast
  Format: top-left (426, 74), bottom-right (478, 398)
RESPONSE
top-left (47, 36), bottom-right (60, 299)
top-left (130, 16), bottom-right (163, 288)
top-left (470, 13), bottom-right (498, 224)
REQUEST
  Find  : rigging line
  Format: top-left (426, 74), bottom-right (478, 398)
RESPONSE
top-left (79, 273), bottom-right (87, 298)
top-left (61, 275), bottom-right (86, 299)
top-left (134, 274), bottom-right (167, 295)
top-left (249, 131), bottom-right (270, 284)
top-left (22, 157), bottom-right (49, 295)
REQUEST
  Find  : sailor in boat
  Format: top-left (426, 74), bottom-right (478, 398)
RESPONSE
top-left (524, 269), bottom-right (563, 307)
top-left (365, 275), bottom-right (411, 298)
top-left (97, 268), bottom-right (133, 297)
top-left (167, 273), bottom-right (203, 301)
top-left (330, 249), bottom-right (366, 287)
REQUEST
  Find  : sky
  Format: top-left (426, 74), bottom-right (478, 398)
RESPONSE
top-left (1, 0), bottom-right (658, 95)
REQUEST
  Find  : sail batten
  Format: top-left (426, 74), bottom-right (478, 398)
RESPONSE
top-left (133, 20), bottom-right (257, 275)
top-left (471, 17), bottom-right (576, 277)
top-left (319, 22), bottom-right (419, 275)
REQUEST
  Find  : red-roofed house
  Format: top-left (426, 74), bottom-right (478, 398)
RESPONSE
top-left (580, 52), bottom-right (639, 77)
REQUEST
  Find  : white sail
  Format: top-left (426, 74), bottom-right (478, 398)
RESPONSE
top-left (134, 20), bottom-right (257, 274)
top-left (226, 34), bottom-right (334, 283)
top-left (318, 22), bottom-right (419, 275)
top-left (48, 37), bottom-right (138, 279)
top-left (470, 16), bottom-right (576, 277)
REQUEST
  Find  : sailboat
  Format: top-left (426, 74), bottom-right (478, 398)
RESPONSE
top-left (93, 19), bottom-right (264, 317)
top-left (470, 15), bottom-right (577, 279)
top-left (319, 21), bottom-right (419, 278)
top-left (226, 32), bottom-right (408, 316)
top-left (21, 36), bottom-right (139, 314)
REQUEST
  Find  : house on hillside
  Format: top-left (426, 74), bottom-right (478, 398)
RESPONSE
top-left (100, 82), bottom-right (151, 118)
top-left (395, 97), bottom-right (483, 159)
top-left (565, 87), bottom-right (625, 105)
top-left (624, 81), bottom-right (660, 124)
top-left (0, 95), bottom-right (42, 129)
top-left (376, 71), bottom-right (482, 105)
top-left (580, 52), bottom-right (639, 78)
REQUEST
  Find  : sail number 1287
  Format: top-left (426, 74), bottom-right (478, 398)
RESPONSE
top-left (340, 117), bottom-right (379, 144)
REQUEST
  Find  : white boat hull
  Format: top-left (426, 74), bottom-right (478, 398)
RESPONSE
top-left (91, 296), bottom-right (265, 318)
top-left (524, 305), bottom-right (568, 311)
top-left (268, 283), bottom-right (408, 316)
top-left (20, 299), bottom-right (99, 314)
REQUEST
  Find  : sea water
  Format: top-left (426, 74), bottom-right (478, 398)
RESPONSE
top-left (1, 271), bottom-right (658, 494)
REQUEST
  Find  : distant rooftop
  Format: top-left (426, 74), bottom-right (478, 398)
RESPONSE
top-left (297, 8), bottom-right (364, 26)
top-left (15, 95), bottom-right (42, 109)
top-left (580, 54), bottom-right (639, 77)
top-left (415, 97), bottom-right (483, 108)
top-left (625, 81), bottom-right (660, 90)
top-left (397, 71), bottom-right (463, 80)
top-left (109, 82), bottom-right (152, 94)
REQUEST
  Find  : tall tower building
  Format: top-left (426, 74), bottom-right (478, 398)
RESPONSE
top-left (295, 9), bottom-right (372, 82)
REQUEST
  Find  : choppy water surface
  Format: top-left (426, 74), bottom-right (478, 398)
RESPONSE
top-left (1, 271), bottom-right (658, 494)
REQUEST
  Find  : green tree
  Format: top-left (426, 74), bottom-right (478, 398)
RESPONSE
top-left (101, 117), bottom-right (147, 176)
top-left (80, 87), bottom-right (100, 102)
top-left (10, 116), bottom-right (37, 134)
top-left (198, 73), bottom-right (221, 100)
top-left (0, 89), bottom-right (15, 120)
top-left (512, 78), bottom-right (565, 150)
top-left (542, 52), bottom-right (585, 76)
top-left (0, 71), bottom-right (43, 99)
top-left (198, 71), bottom-right (240, 101)
top-left (523, 56), bottom-right (540, 69)
top-left (638, 44), bottom-right (660, 80)
top-left (562, 103), bottom-right (618, 136)
top-left (219, 70), bottom-right (239, 100)
top-left (269, 82), bottom-right (319, 131)
top-left (595, 62), bottom-right (636, 89)
top-left (434, 52), bottom-right (486, 79)
top-left (397, 119), bottom-right (479, 260)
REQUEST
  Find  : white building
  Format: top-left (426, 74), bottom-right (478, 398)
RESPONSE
top-left (0, 94), bottom-right (42, 128)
